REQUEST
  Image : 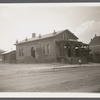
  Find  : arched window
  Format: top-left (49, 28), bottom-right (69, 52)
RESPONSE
top-left (31, 47), bottom-right (35, 58)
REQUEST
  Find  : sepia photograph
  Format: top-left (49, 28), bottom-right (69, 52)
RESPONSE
top-left (0, 3), bottom-right (100, 95)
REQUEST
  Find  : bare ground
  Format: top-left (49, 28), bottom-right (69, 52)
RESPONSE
top-left (0, 63), bottom-right (100, 92)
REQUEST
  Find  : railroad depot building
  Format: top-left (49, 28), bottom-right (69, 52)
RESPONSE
top-left (15, 29), bottom-right (89, 64)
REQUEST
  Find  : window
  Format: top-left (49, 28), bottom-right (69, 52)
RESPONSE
top-left (19, 49), bottom-right (21, 56)
top-left (66, 34), bottom-right (69, 40)
top-left (22, 48), bottom-right (24, 56)
top-left (47, 44), bottom-right (50, 54)
top-left (43, 45), bottom-right (45, 54)
top-left (63, 35), bottom-right (65, 40)
top-left (43, 44), bottom-right (50, 54)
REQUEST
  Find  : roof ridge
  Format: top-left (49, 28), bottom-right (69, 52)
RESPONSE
top-left (16, 29), bottom-right (77, 45)
top-left (37, 29), bottom-right (67, 37)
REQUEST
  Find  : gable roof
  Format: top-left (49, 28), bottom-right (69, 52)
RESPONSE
top-left (15, 29), bottom-right (78, 45)
top-left (89, 36), bottom-right (100, 46)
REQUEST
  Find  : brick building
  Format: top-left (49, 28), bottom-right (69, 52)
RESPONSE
top-left (15, 29), bottom-right (89, 64)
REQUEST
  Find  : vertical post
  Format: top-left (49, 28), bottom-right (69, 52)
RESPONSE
top-left (63, 42), bottom-right (65, 57)
top-left (60, 42), bottom-right (63, 56)
top-left (73, 44), bottom-right (75, 57)
top-left (70, 43), bottom-right (73, 57)
top-left (62, 42), bottom-right (64, 57)
top-left (78, 44), bottom-right (81, 57)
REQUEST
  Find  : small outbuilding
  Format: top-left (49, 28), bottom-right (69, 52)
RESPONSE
top-left (2, 50), bottom-right (16, 63)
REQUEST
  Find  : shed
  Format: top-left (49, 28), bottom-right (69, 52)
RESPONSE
top-left (2, 50), bottom-right (16, 63)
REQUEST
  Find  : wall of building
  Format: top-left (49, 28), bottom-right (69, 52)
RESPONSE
top-left (2, 51), bottom-right (16, 63)
top-left (35, 37), bottom-right (56, 63)
top-left (89, 45), bottom-right (100, 53)
top-left (16, 44), bottom-right (26, 63)
top-left (16, 37), bottom-right (56, 63)
top-left (89, 45), bottom-right (100, 63)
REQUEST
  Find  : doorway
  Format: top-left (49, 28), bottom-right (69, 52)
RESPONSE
top-left (64, 43), bottom-right (71, 57)
top-left (31, 47), bottom-right (35, 58)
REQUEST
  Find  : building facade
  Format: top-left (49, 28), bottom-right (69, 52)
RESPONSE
top-left (89, 34), bottom-right (100, 53)
top-left (89, 34), bottom-right (100, 63)
top-left (15, 29), bottom-right (89, 64)
top-left (2, 50), bottom-right (16, 63)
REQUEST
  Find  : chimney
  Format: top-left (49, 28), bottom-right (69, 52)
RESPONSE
top-left (39, 34), bottom-right (41, 38)
top-left (53, 30), bottom-right (56, 35)
top-left (16, 40), bottom-right (18, 44)
top-left (25, 37), bottom-right (28, 41)
top-left (32, 33), bottom-right (36, 38)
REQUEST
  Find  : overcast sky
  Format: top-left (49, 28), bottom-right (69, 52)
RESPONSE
top-left (0, 3), bottom-right (100, 51)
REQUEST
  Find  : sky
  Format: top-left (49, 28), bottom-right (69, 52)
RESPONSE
top-left (0, 3), bottom-right (100, 51)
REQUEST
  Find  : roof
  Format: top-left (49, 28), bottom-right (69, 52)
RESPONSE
top-left (15, 29), bottom-right (78, 45)
top-left (2, 50), bottom-right (16, 55)
top-left (89, 36), bottom-right (100, 46)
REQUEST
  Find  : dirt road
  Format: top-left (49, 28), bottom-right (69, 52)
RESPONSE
top-left (0, 63), bottom-right (100, 92)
